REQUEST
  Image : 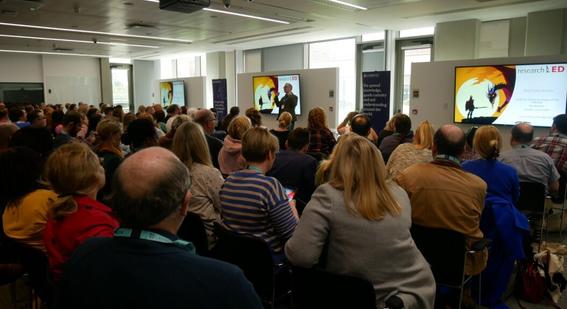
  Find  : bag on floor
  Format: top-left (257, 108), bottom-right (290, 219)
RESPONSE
top-left (515, 259), bottom-right (546, 304)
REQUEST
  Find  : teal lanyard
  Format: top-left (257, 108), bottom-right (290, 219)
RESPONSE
top-left (435, 154), bottom-right (461, 166)
top-left (248, 165), bottom-right (264, 174)
top-left (114, 228), bottom-right (196, 254)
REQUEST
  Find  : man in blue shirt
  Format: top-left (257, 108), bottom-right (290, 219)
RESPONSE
top-left (55, 147), bottom-right (262, 309)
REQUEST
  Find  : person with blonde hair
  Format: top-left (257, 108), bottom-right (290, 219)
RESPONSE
top-left (95, 119), bottom-right (124, 203)
top-left (386, 120), bottom-right (435, 180)
top-left (307, 107), bottom-right (336, 156)
top-left (270, 111), bottom-right (292, 150)
top-left (43, 142), bottom-right (119, 281)
top-left (220, 127), bottom-right (298, 263)
top-left (172, 122), bottom-right (224, 248)
top-left (286, 134), bottom-right (435, 308)
top-left (218, 115), bottom-right (251, 175)
top-left (462, 126), bottom-right (529, 308)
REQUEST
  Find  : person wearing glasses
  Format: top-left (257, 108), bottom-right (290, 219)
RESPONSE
top-left (194, 109), bottom-right (224, 170)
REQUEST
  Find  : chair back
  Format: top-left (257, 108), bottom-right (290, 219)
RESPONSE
top-left (211, 223), bottom-right (275, 300)
top-left (13, 242), bottom-right (52, 303)
top-left (291, 266), bottom-right (376, 309)
top-left (410, 224), bottom-right (466, 288)
top-left (518, 182), bottom-right (546, 213)
top-left (177, 213), bottom-right (209, 256)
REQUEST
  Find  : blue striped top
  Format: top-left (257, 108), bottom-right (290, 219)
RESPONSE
top-left (220, 169), bottom-right (298, 254)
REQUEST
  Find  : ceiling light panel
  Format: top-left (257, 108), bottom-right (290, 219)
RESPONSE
top-left (0, 34), bottom-right (160, 48)
top-left (202, 8), bottom-right (290, 24)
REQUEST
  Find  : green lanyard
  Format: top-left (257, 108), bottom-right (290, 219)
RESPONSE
top-left (114, 228), bottom-right (196, 254)
top-left (435, 154), bottom-right (461, 166)
top-left (248, 165), bottom-right (264, 174)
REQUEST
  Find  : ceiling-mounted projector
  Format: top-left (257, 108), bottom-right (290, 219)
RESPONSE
top-left (159, 0), bottom-right (210, 13)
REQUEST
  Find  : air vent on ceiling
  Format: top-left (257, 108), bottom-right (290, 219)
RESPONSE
top-left (53, 47), bottom-right (73, 52)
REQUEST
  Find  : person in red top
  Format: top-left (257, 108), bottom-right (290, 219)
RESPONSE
top-left (43, 142), bottom-right (119, 281)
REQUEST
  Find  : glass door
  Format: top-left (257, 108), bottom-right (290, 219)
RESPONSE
top-left (111, 65), bottom-right (133, 113)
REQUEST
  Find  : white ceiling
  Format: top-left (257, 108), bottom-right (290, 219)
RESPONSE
top-left (0, 0), bottom-right (564, 59)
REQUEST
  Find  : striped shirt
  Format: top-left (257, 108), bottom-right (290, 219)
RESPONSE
top-left (220, 169), bottom-right (298, 254)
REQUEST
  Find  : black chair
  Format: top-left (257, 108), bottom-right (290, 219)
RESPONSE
top-left (291, 266), bottom-right (376, 309)
top-left (411, 224), bottom-right (488, 309)
top-left (177, 212), bottom-right (209, 256)
top-left (210, 223), bottom-right (291, 308)
top-left (518, 182), bottom-right (546, 251)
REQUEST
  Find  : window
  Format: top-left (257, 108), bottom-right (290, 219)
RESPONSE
top-left (400, 27), bottom-right (435, 38)
top-left (177, 57), bottom-right (201, 78)
top-left (401, 47), bottom-right (431, 114)
top-left (361, 31), bottom-right (385, 43)
top-left (160, 59), bottom-right (176, 79)
top-left (309, 38), bottom-right (356, 124)
top-left (111, 66), bottom-right (131, 113)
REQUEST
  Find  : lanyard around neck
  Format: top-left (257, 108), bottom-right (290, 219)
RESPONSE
top-left (248, 165), bottom-right (264, 174)
top-left (435, 154), bottom-right (461, 166)
top-left (114, 228), bottom-right (196, 254)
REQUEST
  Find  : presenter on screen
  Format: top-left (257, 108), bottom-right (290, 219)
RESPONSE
top-left (275, 83), bottom-right (298, 130)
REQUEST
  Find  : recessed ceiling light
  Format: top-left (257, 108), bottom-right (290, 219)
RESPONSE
top-left (0, 49), bottom-right (109, 58)
top-left (329, 0), bottom-right (367, 10)
top-left (0, 34), bottom-right (160, 48)
top-left (0, 21), bottom-right (191, 43)
top-left (202, 8), bottom-right (289, 24)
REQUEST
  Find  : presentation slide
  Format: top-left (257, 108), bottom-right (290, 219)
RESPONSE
top-left (454, 64), bottom-right (567, 127)
top-left (160, 81), bottom-right (185, 106)
top-left (253, 74), bottom-right (301, 115)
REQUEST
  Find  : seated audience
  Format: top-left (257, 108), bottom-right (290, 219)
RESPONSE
top-left (501, 123), bottom-right (560, 193)
top-left (154, 109), bottom-right (167, 133)
top-left (268, 128), bottom-right (317, 214)
top-left (396, 125), bottom-right (487, 275)
top-left (53, 111), bottom-right (82, 149)
top-left (339, 112), bottom-right (379, 142)
top-left (194, 109), bottom-right (224, 169)
top-left (123, 118), bottom-right (159, 153)
top-left (43, 143), bottom-right (119, 281)
top-left (270, 111), bottom-right (292, 150)
top-left (220, 128), bottom-right (298, 262)
top-left (95, 119), bottom-right (124, 203)
top-left (172, 122), bottom-right (224, 248)
top-left (218, 115), bottom-right (251, 175)
top-left (50, 110), bottom-right (64, 135)
top-left (221, 106), bottom-right (240, 131)
top-left (138, 112), bottom-right (165, 138)
top-left (380, 114), bottom-right (413, 163)
top-left (10, 110), bottom-right (54, 158)
top-left (336, 111), bottom-right (358, 135)
top-left (376, 114), bottom-right (399, 147)
top-left (461, 126), bottom-right (478, 161)
top-left (246, 107), bottom-right (263, 128)
top-left (54, 147), bottom-right (262, 309)
top-left (158, 115), bottom-right (191, 149)
top-left (285, 134), bottom-right (435, 308)
top-left (1, 147), bottom-right (57, 252)
top-left (165, 104), bottom-right (181, 132)
top-left (462, 126), bottom-right (529, 308)
top-left (113, 105), bottom-right (124, 123)
top-left (386, 120), bottom-right (434, 180)
top-left (307, 107), bottom-right (336, 156)
top-left (530, 114), bottom-right (567, 174)
top-left (9, 107), bottom-right (29, 128)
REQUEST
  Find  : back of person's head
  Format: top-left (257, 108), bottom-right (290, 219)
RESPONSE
top-left (170, 115), bottom-right (192, 133)
top-left (62, 111), bottom-right (82, 126)
top-left (242, 127), bottom-right (279, 163)
top-left (308, 107), bottom-right (326, 130)
top-left (278, 112), bottom-right (292, 129)
top-left (51, 110), bottom-right (64, 126)
top-left (466, 126), bottom-right (478, 148)
top-left (474, 125), bottom-right (501, 160)
top-left (414, 120), bottom-right (434, 150)
top-left (137, 105), bottom-right (146, 114)
top-left (245, 108), bottom-right (262, 127)
top-left (286, 128), bottom-right (310, 151)
top-left (384, 114), bottom-right (399, 131)
top-left (341, 111), bottom-right (359, 127)
top-left (123, 112), bottom-right (136, 128)
top-left (553, 114), bottom-right (567, 135)
top-left (328, 134), bottom-right (400, 220)
top-left (124, 118), bottom-right (158, 150)
top-left (112, 147), bottom-right (192, 229)
top-left (154, 109), bottom-right (166, 123)
top-left (0, 147), bottom-right (43, 207)
top-left (96, 119), bottom-right (122, 142)
top-left (137, 112), bottom-right (155, 124)
top-left (68, 103), bottom-right (77, 112)
top-left (194, 109), bottom-right (215, 126)
top-left (511, 123), bottom-right (534, 144)
top-left (172, 121), bottom-right (212, 169)
top-left (394, 114), bottom-right (411, 136)
top-left (181, 106), bottom-right (188, 115)
top-left (27, 110), bottom-right (45, 126)
top-left (9, 107), bottom-right (24, 122)
top-left (433, 125), bottom-right (466, 158)
top-left (227, 115), bottom-right (251, 140)
top-left (44, 142), bottom-right (105, 220)
top-left (229, 106), bottom-right (240, 116)
top-left (166, 104), bottom-right (180, 115)
top-left (350, 114), bottom-right (371, 137)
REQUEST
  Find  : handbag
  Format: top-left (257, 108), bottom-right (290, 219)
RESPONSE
top-left (515, 259), bottom-right (546, 304)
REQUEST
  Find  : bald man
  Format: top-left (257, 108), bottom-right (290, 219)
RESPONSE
top-left (396, 125), bottom-right (487, 275)
top-left (55, 147), bottom-right (262, 309)
top-left (500, 123), bottom-right (560, 193)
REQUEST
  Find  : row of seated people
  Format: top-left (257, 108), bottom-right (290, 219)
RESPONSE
top-left (1, 99), bottom-right (566, 308)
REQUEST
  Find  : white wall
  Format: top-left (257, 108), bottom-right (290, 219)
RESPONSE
top-left (133, 60), bottom-right (158, 108)
top-left (0, 53), bottom-right (43, 82)
top-left (159, 76), bottom-right (206, 109)
top-left (410, 55), bottom-right (567, 151)
top-left (237, 67), bottom-right (339, 129)
top-left (42, 55), bottom-right (101, 104)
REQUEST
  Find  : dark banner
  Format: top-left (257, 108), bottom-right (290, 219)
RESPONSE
top-left (212, 79), bottom-right (228, 123)
top-left (362, 71), bottom-right (391, 132)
